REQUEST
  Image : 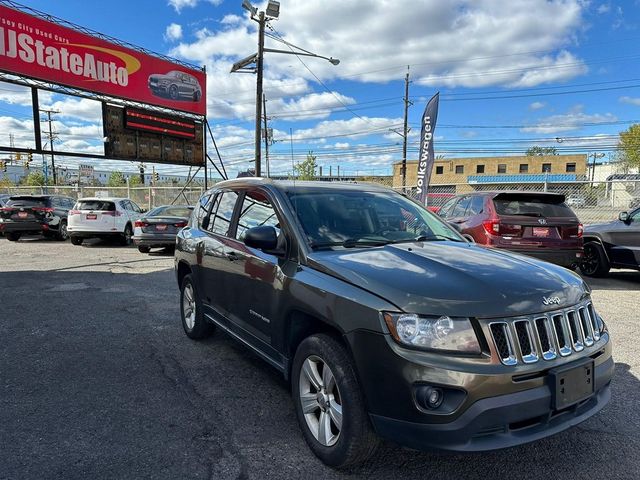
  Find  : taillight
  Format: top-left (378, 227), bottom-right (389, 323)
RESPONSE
top-left (134, 220), bottom-right (147, 228)
top-left (578, 223), bottom-right (583, 238)
top-left (32, 207), bottom-right (54, 212)
top-left (483, 220), bottom-right (500, 235)
top-left (0, 207), bottom-right (13, 212)
top-left (174, 222), bottom-right (187, 228)
top-left (69, 210), bottom-right (81, 215)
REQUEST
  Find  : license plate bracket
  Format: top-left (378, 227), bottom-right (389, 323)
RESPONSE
top-left (550, 359), bottom-right (594, 410)
top-left (155, 224), bottom-right (167, 231)
top-left (86, 214), bottom-right (97, 220)
top-left (532, 227), bottom-right (550, 237)
top-left (18, 212), bottom-right (28, 218)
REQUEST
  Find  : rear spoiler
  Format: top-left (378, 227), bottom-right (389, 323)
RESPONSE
top-left (492, 192), bottom-right (565, 203)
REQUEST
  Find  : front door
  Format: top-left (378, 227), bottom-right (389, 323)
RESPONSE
top-left (608, 208), bottom-right (640, 266)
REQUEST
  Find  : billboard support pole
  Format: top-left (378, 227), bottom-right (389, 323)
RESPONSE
top-left (203, 116), bottom-right (208, 190)
top-left (31, 87), bottom-right (42, 151)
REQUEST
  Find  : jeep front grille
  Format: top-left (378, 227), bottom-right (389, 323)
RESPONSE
top-left (489, 301), bottom-right (603, 365)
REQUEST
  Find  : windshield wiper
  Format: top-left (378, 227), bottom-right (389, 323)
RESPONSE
top-left (342, 238), bottom-right (391, 248)
top-left (507, 212), bottom-right (544, 217)
top-left (412, 234), bottom-right (463, 242)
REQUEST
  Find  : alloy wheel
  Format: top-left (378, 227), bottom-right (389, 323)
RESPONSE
top-left (298, 355), bottom-right (343, 447)
top-left (581, 244), bottom-right (599, 275)
top-left (182, 283), bottom-right (196, 330)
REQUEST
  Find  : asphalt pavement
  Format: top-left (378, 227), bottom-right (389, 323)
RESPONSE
top-left (1, 238), bottom-right (639, 480)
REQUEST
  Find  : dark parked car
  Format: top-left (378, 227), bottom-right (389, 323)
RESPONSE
top-left (0, 194), bottom-right (75, 241)
top-left (438, 191), bottom-right (583, 268)
top-left (580, 207), bottom-right (640, 276)
top-left (133, 205), bottom-right (193, 253)
top-left (148, 70), bottom-right (202, 102)
top-left (175, 179), bottom-right (612, 468)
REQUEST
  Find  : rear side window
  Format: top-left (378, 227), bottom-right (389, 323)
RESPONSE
top-left (76, 200), bottom-right (116, 211)
top-left (235, 191), bottom-right (280, 241)
top-left (467, 196), bottom-right (485, 216)
top-left (7, 197), bottom-right (48, 207)
top-left (438, 198), bottom-right (458, 218)
top-left (210, 191), bottom-right (238, 236)
top-left (451, 197), bottom-right (471, 217)
top-left (493, 195), bottom-right (575, 217)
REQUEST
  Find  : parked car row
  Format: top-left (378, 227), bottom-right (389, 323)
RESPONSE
top-left (0, 194), bottom-right (192, 252)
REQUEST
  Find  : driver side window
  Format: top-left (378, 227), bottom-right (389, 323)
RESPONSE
top-left (235, 190), bottom-right (280, 241)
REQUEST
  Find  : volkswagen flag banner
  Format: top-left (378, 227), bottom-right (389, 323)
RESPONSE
top-left (416, 92), bottom-right (440, 205)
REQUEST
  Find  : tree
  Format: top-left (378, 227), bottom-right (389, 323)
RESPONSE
top-left (21, 171), bottom-right (47, 186)
top-left (0, 177), bottom-right (15, 188)
top-left (526, 146), bottom-right (558, 156)
top-left (618, 124), bottom-right (640, 168)
top-left (107, 171), bottom-right (127, 187)
top-left (128, 174), bottom-right (141, 187)
top-left (294, 151), bottom-right (318, 180)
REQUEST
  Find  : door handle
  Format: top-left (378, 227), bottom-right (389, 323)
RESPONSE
top-left (226, 251), bottom-right (239, 261)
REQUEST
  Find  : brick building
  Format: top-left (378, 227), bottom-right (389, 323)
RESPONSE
top-left (393, 154), bottom-right (587, 192)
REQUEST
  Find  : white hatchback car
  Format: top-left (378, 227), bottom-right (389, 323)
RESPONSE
top-left (68, 197), bottom-right (145, 246)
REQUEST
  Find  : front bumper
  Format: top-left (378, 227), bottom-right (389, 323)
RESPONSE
top-left (347, 329), bottom-right (613, 452)
top-left (370, 356), bottom-right (612, 452)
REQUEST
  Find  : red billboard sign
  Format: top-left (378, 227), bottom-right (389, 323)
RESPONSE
top-left (0, 5), bottom-right (206, 115)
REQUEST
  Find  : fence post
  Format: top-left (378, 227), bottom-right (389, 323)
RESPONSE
top-left (127, 178), bottom-right (131, 200)
top-left (544, 173), bottom-right (548, 192)
top-left (148, 187), bottom-right (152, 211)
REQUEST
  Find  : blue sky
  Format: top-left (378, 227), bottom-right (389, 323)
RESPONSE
top-left (1, 0), bottom-right (640, 179)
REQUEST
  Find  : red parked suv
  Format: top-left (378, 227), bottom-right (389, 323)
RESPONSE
top-left (439, 191), bottom-right (583, 268)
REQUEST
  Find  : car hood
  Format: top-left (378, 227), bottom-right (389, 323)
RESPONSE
top-left (307, 241), bottom-right (589, 318)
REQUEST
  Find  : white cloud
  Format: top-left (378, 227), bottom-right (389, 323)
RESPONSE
top-left (290, 117), bottom-right (403, 143)
top-left (164, 23), bottom-right (183, 42)
top-left (521, 106), bottom-right (617, 134)
top-left (168, 0), bottom-right (221, 13)
top-left (529, 101), bottom-right (546, 110)
top-left (619, 96), bottom-right (640, 106)
top-left (597, 3), bottom-right (611, 14)
top-left (41, 97), bottom-right (102, 123)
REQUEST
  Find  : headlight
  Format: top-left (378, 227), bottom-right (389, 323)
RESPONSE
top-left (383, 313), bottom-right (481, 353)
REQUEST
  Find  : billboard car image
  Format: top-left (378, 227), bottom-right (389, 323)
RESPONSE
top-left (148, 71), bottom-right (202, 102)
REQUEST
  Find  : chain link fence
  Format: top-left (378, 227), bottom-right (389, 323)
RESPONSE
top-left (2, 179), bottom-right (639, 224)
top-left (0, 186), bottom-right (205, 210)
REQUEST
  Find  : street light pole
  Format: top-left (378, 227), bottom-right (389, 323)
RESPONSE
top-left (254, 10), bottom-right (265, 177)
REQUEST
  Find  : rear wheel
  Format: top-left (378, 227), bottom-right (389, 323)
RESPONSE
top-left (292, 334), bottom-right (379, 469)
top-left (580, 241), bottom-right (610, 277)
top-left (56, 220), bottom-right (69, 241)
top-left (169, 84), bottom-right (179, 99)
top-left (5, 232), bottom-right (20, 242)
top-left (138, 245), bottom-right (151, 254)
top-left (180, 274), bottom-right (214, 339)
top-left (120, 224), bottom-right (133, 246)
top-left (70, 236), bottom-right (83, 246)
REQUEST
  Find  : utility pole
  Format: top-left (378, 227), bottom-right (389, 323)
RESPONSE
top-left (254, 10), bottom-right (266, 177)
top-left (9, 133), bottom-right (14, 163)
top-left (262, 93), bottom-right (270, 178)
top-left (40, 109), bottom-right (60, 185)
top-left (401, 66), bottom-right (412, 190)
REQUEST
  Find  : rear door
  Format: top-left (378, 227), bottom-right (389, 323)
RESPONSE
top-left (492, 193), bottom-right (581, 249)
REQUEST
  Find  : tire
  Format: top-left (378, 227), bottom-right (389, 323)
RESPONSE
top-left (120, 224), bottom-right (133, 246)
top-left (56, 220), bottom-right (69, 241)
top-left (70, 236), bottom-right (83, 246)
top-left (193, 90), bottom-right (201, 102)
top-left (5, 232), bottom-right (20, 242)
top-left (138, 245), bottom-right (151, 253)
top-left (164, 245), bottom-right (176, 254)
top-left (292, 334), bottom-right (379, 469)
top-left (169, 85), bottom-right (179, 100)
top-left (180, 274), bottom-right (214, 340)
top-left (580, 241), bottom-right (610, 277)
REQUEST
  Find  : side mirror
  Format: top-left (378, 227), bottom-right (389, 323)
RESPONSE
top-left (140, 208), bottom-right (147, 214)
top-left (619, 211), bottom-right (630, 223)
top-left (244, 226), bottom-right (278, 251)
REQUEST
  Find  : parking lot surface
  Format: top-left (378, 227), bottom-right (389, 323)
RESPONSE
top-left (1, 239), bottom-right (639, 480)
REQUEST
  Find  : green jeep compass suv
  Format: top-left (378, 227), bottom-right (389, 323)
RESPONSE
top-left (175, 179), bottom-right (613, 468)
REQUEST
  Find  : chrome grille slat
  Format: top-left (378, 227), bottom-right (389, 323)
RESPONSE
top-left (489, 300), bottom-right (602, 365)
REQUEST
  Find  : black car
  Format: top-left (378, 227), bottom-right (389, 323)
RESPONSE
top-left (175, 179), bottom-right (612, 468)
top-left (148, 70), bottom-right (202, 102)
top-left (580, 207), bottom-right (640, 276)
top-left (0, 194), bottom-right (75, 241)
top-left (133, 205), bottom-right (193, 253)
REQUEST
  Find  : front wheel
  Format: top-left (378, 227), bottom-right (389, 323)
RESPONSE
top-left (292, 334), bottom-right (379, 469)
top-left (57, 220), bottom-right (69, 241)
top-left (70, 236), bottom-right (83, 246)
top-left (580, 241), bottom-right (610, 277)
top-left (180, 274), bottom-right (214, 340)
top-left (138, 245), bottom-right (151, 254)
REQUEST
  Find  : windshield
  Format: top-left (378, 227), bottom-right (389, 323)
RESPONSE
top-left (287, 189), bottom-right (464, 248)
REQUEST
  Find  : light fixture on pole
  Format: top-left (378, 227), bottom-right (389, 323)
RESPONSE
top-left (232, 0), bottom-right (339, 177)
